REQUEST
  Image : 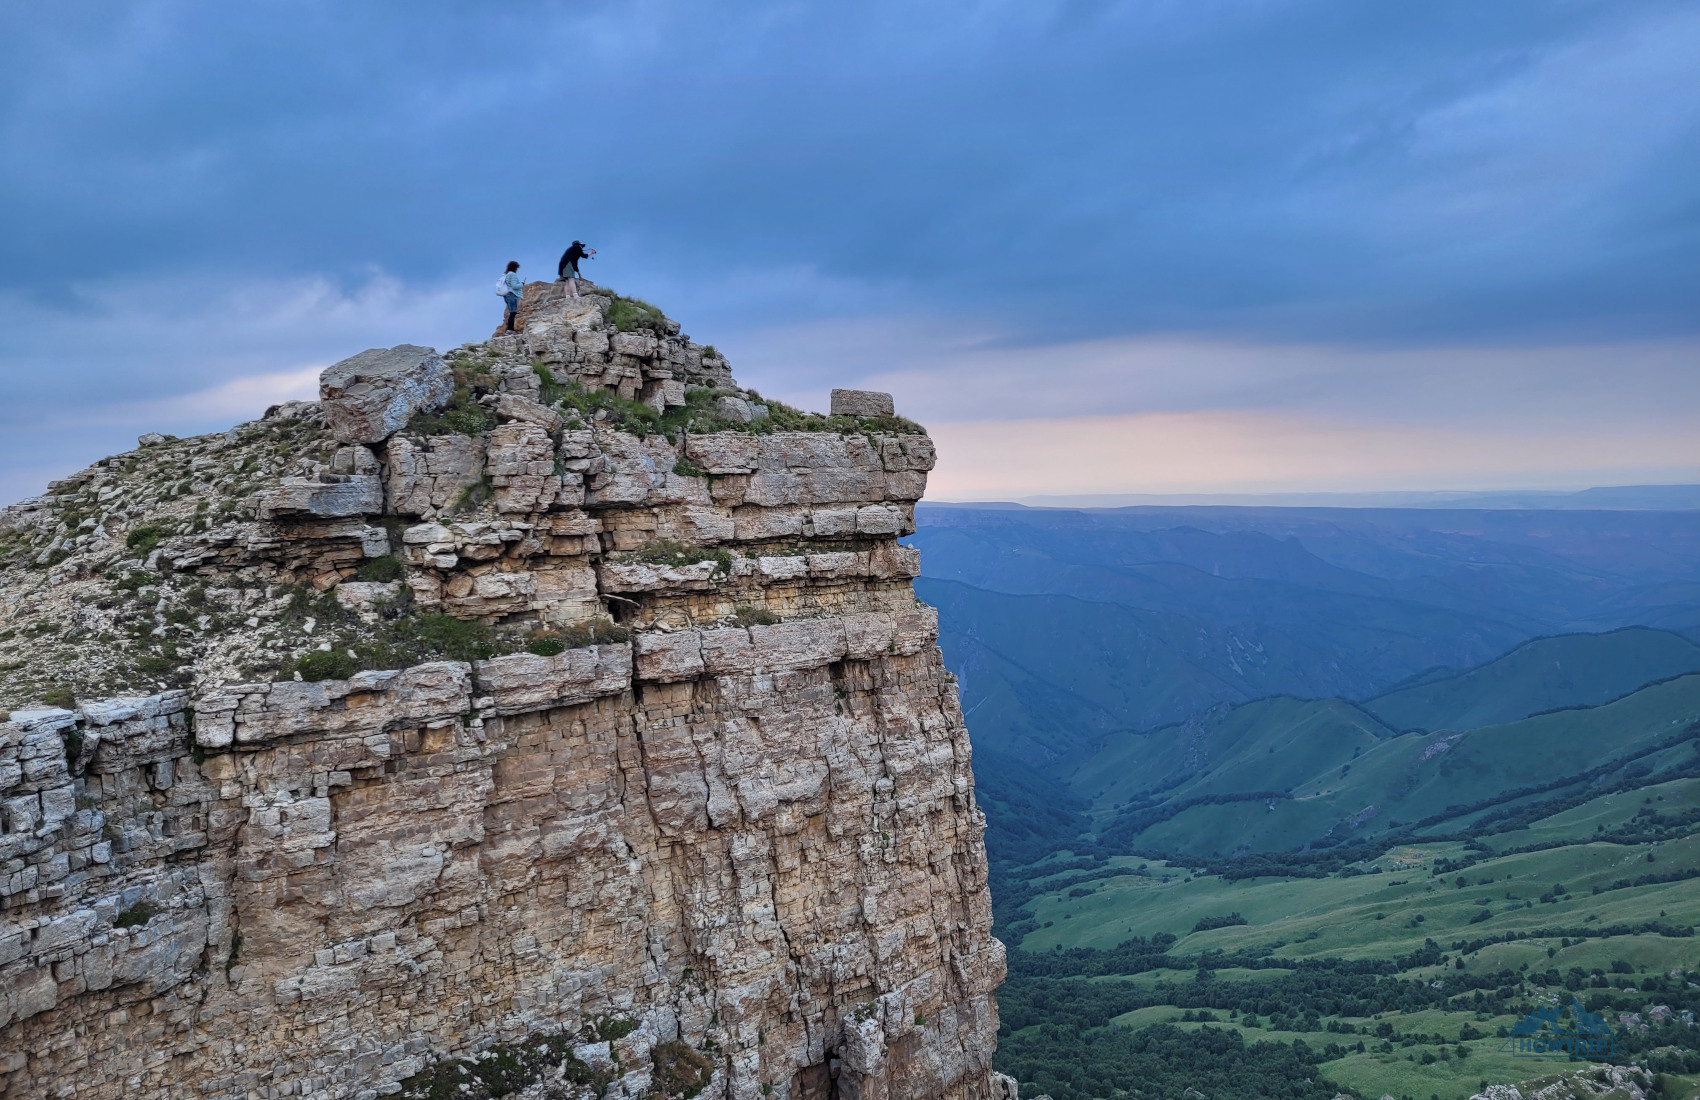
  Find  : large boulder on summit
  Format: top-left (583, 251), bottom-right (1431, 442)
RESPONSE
top-left (319, 344), bottom-right (453, 444)
top-left (830, 388), bottom-right (895, 417)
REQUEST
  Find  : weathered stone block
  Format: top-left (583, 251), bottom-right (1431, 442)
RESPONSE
top-left (333, 581), bottom-right (401, 616)
top-left (472, 644), bottom-right (631, 715)
top-left (584, 432), bottom-right (684, 507)
top-left (253, 475), bottom-right (384, 520)
top-left (611, 331), bottom-right (658, 358)
top-left (714, 396), bottom-right (756, 423)
top-left (843, 607), bottom-right (939, 660)
top-left (869, 543), bottom-right (922, 578)
top-left (732, 506), bottom-right (805, 541)
top-left (442, 567), bottom-right (537, 616)
top-left (385, 434), bottom-right (485, 517)
top-left (700, 619), bottom-right (849, 675)
top-left (487, 423), bottom-right (562, 514)
top-left (598, 559), bottom-right (722, 593)
top-left (493, 392), bottom-right (564, 432)
top-left (530, 563), bottom-right (600, 620)
top-left (756, 555), bottom-right (809, 581)
top-left (196, 662), bottom-right (471, 748)
top-left (830, 389), bottom-right (895, 417)
top-left (856, 504), bottom-right (905, 535)
top-left (809, 507), bottom-right (858, 536)
top-left (684, 434), bottom-right (760, 475)
top-left (320, 345), bottom-right (453, 444)
top-left (492, 362), bottom-right (542, 400)
top-left (633, 632), bottom-right (705, 683)
top-left (639, 377), bottom-right (686, 414)
top-left (0, 964), bottom-right (57, 1027)
top-left (806, 550), bottom-right (868, 579)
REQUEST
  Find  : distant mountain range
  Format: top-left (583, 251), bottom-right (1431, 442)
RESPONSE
top-left (950, 482), bottom-right (1700, 511)
top-left (912, 502), bottom-right (1700, 867)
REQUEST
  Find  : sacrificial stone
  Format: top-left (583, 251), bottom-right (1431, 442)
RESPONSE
top-left (320, 344), bottom-right (453, 444)
top-left (829, 388), bottom-right (895, 417)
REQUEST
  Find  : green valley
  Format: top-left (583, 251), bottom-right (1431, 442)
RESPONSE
top-left (994, 781), bottom-right (1700, 1100)
top-left (923, 506), bottom-right (1700, 1100)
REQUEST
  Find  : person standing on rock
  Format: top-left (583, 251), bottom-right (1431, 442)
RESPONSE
top-left (557, 240), bottom-right (595, 296)
top-left (498, 261), bottom-right (523, 332)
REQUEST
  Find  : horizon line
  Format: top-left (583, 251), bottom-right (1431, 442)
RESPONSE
top-left (920, 482), bottom-right (1700, 512)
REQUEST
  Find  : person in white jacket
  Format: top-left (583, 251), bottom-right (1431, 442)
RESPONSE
top-left (498, 261), bottom-right (523, 332)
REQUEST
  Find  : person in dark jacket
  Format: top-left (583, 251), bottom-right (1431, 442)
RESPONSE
top-left (557, 241), bottom-right (595, 295)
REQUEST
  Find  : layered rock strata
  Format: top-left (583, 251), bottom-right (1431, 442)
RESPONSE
top-left (0, 284), bottom-right (1005, 1100)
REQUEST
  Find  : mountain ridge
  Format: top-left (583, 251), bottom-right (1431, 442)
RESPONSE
top-left (1364, 625), bottom-right (1700, 732)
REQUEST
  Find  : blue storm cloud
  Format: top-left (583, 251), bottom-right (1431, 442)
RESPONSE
top-left (8, 0), bottom-right (1698, 333)
top-left (1, 0), bottom-right (1696, 500)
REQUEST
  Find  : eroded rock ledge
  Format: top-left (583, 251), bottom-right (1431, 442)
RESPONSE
top-left (0, 284), bottom-right (1006, 1100)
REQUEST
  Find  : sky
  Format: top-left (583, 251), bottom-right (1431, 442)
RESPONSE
top-left (2, 0), bottom-right (1697, 504)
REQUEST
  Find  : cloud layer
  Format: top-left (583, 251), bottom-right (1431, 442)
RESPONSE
top-left (927, 411), bottom-right (1700, 498)
top-left (2, 0), bottom-right (1696, 501)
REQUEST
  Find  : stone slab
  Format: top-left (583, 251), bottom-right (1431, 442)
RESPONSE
top-left (320, 345), bottom-right (453, 444)
top-left (830, 389), bottom-right (895, 417)
top-left (471, 644), bottom-right (632, 715)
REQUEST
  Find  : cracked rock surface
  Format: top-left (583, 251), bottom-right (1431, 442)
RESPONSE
top-left (0, 284), bottom-right (1003, 1100)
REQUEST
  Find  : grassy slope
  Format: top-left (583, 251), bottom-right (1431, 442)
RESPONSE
top-left (1089, 673), bottom-right (1700, 856)
top-left (1068, 696), bottom-right (1394, 808)
top-left (1483, 775), bottom-right (1700, 851)
top-left (1009, 785), bottom-right (1700, 1100)
top-left (1020, 832), bottom-right (1700, 955)
top-left (1366, 627), bottom-right (1700, 733)
top-left (1095, 1009), bottom-right (1537, 1100)
top-left (1322, 673), bottom-right (1700, 830)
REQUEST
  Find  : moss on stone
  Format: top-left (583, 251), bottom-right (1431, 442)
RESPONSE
top-left (397, 1031), bottom-right (613, 1100)
top-left (275, 595), bottom-right (503, 682)
top-left (555, 380), bottom-right (662, 437)
top-left (125, 525), bottom-right (167, 555)
top-left (115, 900), bottom-right (160, 929)
top-left (606, 294), bottom-right (669, 334)
top-left (628, 540), bottom-right (731, 578)
top-left (355, 554), bottom-right (405, 582)
top-left (649, 1040), bottom-right (715, 1099)
top-left (525, 620), bottom-right (628, 657)
top-left (732, 606), bottom-right (778, 627)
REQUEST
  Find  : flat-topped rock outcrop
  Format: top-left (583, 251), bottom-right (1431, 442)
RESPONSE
top-left (0, 283), bottom-right (1006, 1100)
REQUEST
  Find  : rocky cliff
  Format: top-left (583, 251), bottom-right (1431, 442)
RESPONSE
top-left (0, 282), bottom-right (1008, 1100)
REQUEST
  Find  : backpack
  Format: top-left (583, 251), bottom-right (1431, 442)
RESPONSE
top-left (495, 277), bottom-right (513, 296)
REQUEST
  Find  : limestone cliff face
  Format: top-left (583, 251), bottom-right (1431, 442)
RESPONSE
top-left (0, 284), bottom-right (1007, 1100)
